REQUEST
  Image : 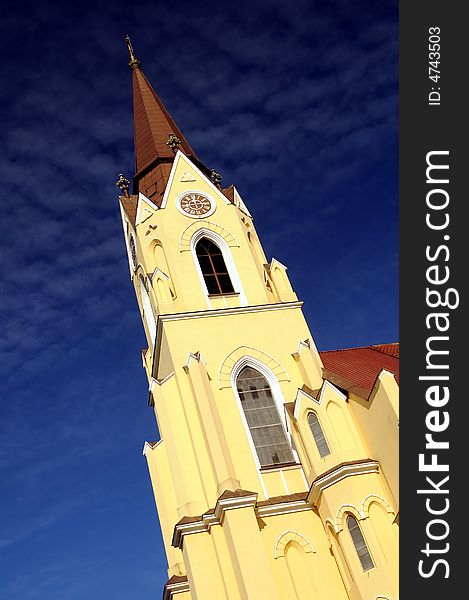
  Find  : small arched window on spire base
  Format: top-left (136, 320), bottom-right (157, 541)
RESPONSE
top-left (139, 276), bottom-right (156, 347)
top-left (195, 238), bottom-right (235, 295)
top-left (236, 366), bottom-right (294, 467)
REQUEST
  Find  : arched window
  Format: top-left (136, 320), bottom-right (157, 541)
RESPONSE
top-left (195, 238), bottom-right (234, 295)
top-left (236, 366), bottom-right (294, 467)
top-left (307, 412), bottom-right (330, 458)
top-left (139, 276), bottom-right (156, 346)
top-left (347, 515), bottom-right (374, 571)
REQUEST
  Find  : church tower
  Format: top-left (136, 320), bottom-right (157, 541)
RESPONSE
top-left (117, 39), bottom-right (399, 600)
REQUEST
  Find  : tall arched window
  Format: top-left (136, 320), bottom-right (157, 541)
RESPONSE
top-left (308, 412), bottom-right (330, 458)
top-left (139, 276), bottom-right (156, 346)
top-left (195, 238), bottom-right (234, 295)
top-left (347, 515), bottom-right (374, 571)
top-left (236, 366), bottom-right (294, 467)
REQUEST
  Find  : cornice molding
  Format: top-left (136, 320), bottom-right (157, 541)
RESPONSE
top-left (308, 459), bottom-right (379, 505)
top-left (159, 301), bottom-right (303, 323)
top-left (257, 498), bottom-right (311, 519)
top-left (162, 576), bottom-right (190, 600)
top-left (171, 462), bottom-right (381, 547)
top-left (172, 519), bottom-right (207, 548)
top-left (171, 491), bottom-right (318, 549)
top-left (172, 492), bottom-right (258, 549)
top-left (151, 301), bottom-right (303, 379)
top-left (213, 492), bottom-right (258, 523)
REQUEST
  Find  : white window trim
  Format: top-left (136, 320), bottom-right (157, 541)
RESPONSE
top-left (346, 514), bottom-right (375, 572)
top-left (230, 356), bottom-right (299, 470)
top-left (307, 410), bottom-right (331, 458)
top-left (139, 276), bottom-right (156, 346)
top-left (190, 228), bottom-right (247, 308)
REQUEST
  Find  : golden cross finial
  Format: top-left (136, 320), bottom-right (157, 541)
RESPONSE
top-left (125, 35), bottom-right (135, 61)
top-left (125, 35), bottom-right (141, 70)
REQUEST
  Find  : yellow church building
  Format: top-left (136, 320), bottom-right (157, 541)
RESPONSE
top-left (117, 39), bottom-right (399, 600)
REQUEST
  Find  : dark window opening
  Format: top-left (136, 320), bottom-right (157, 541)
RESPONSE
top-left (347, 515), bottom-right (374, 571)
top-left (308, 412), bottom-right (331, 458)
top-left (196, 238), bottom-right (235, 295)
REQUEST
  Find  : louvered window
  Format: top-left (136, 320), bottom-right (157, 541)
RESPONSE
top-left (347, 515), bottom-right (374, 571)
top-left (236, 366), bottom-right (294, 467)
top-left (308, 412), bottom-right (330, 457)
top-left (139, 276), bottom-right (156, 345)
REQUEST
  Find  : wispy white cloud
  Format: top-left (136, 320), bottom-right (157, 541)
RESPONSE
top-left (0, 0), bottom-right (397, 598)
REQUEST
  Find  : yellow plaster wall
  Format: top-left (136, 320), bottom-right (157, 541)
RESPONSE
top-left (348, 372), bottom-right (399, 509)
top-left (158, 306), bottom-right (322, 502)
top-left (316, 472), bottom-right (398, 600)
top-left (131, 153), bottom-right (277, 315)
top-left (121, 151), bottom-right (399, 599)
top-left (183, 532), bottom-right (229, 600)
top-left (145, 442), bottom-right (185, 577)
top-left (259, 510), bottom-right (349, 600)
top-left (291, 384), bottom-right (369, 484)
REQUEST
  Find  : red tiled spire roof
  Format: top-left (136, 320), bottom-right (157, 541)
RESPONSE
top-left (126, 38), bottom-right (201, 204)
top-left (131, 67), bottom-right (197, 174)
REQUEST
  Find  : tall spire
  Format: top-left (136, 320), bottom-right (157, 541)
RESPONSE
top-left (125, 36), bottom-right (199, 204)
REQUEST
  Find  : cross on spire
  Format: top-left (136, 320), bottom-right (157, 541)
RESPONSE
top-left (125, 35), bottom-right (141, 70)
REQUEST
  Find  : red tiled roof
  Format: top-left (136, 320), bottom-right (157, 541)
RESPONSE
top-left (221, 185), bottom-right (235, 204)
top-left (120, 194), bottom-right (138, 224)
top-left (371, 343), bottom-right (399, 358)
top-left (320, 343), bottom-right (399, 393)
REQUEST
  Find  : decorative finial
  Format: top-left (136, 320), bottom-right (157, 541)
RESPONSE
top-left (125, 35), bottom-right (141, 70)
top-left (210, 169), bottom-right (222, 187)
top-left (116, 174), bottom-right (131, 197)
top-left (166, 133), bottom-right (182, 151)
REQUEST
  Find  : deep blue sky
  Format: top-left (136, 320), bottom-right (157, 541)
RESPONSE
top-left (0, 0), bottom-right (397, 598)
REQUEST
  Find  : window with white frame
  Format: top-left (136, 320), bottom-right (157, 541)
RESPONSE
top-left (195, 237), bottom-right (235, 295)
top-left (139, 276), bottom-right (156, 346)
top-left (236, 366), bottom-right (294, 467)
top-left (307, 411), bottom-right (330, 458)
top-left (347, 514), bottom-right (374, 571)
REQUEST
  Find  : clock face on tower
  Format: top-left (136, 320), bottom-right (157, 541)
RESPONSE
top-left (177, 192), bottom-right (216, 218)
